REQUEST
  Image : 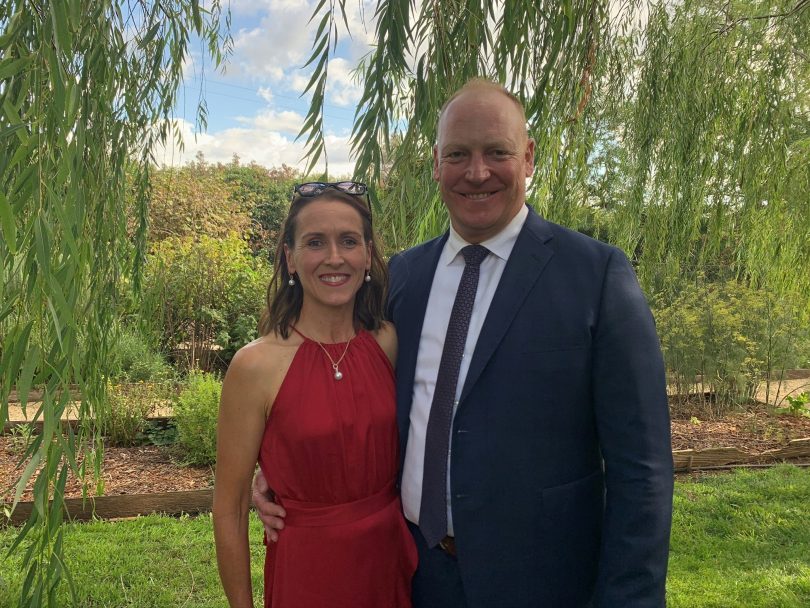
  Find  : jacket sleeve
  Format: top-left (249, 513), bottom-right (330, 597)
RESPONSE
top-left (386, 252), bottom-right (406, 322)
top-left (591, 248), bottom-right (674, 607)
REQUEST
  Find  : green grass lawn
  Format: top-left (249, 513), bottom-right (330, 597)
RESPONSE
top-left (668, 465), bottom-right (810, 607)
top-left (0, 513), bottom-right (267, 607)
top-left (1, 465), bottom-right (809, 607)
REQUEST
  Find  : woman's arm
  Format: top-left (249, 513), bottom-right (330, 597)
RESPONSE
top-left (213, 345), bottom-right (272, 608)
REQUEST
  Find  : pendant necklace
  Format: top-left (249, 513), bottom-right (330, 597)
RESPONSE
top-left (291, 325), bottom-right (355, 380)
top-left (314, 335), bottom-right (355, 380)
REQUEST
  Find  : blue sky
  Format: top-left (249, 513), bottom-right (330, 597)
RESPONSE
top-left (157, 0), bottom-right (379, 176)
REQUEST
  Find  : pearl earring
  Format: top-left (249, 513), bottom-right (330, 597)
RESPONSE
top-left (364, 271), bottom-right (371, 283)
top-left (288, 275), bottom-right (296, 286)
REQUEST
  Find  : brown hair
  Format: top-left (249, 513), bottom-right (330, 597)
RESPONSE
top-left (258, 189), bottom-right (388, 338)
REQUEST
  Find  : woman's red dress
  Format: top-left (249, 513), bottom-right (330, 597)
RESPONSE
top-left (258, 330), bottom-right (417, 608)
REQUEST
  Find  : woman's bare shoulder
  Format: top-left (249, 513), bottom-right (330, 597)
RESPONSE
top-left (223, 333), bottom-right (304, 418)
top-left (227, 333), bottom-right (302, 381)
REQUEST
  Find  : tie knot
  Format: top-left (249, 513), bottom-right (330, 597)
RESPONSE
top-left (461, 244), bottom-right (489, 268)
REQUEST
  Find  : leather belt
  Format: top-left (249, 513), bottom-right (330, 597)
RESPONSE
top-left (438, 535), bottom-right (457, 557)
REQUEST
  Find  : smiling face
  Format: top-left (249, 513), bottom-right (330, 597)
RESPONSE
top-left (283, 198), bottom-right (371, 316)
top-left (433, 86), bottom-right (535, 243)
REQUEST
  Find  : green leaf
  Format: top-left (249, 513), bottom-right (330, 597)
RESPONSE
top-left (46, 296), bottom-right (65, 351)
top-left (2, 321), bottom-right (32, 391)
top-left (2, 96), bottom-right (24, 126)
top-left (17, 344), bottom-right (41, 414)
top-left (308, 0), bottom-right (329, 26)
top-left (0, 123), bottom-right (28, 145)
top-left (50, 0), bottom-right (73, 54)
top-left (0, 56), bottom-right (33, 81)
top-left (64, 82), bottom-right (79, 126)
top-left (302, 32), bottom-right (329, 69)
top-left (34, 215), bottom-right (52, 279)
top-left (11, 449), bottom-right (42, 514)
top-left (140, 22), bottom-right (161, 47)
top-left (0, 190), bottom-right (16, 252)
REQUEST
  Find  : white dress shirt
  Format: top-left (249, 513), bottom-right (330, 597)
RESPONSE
top-left (401, 205), bottom-right (529, 533)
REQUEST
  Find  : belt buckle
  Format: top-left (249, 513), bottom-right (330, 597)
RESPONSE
top-left (439, 535), bottom-right (457, 557)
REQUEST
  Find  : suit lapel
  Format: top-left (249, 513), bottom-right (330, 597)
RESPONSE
top-left (459, 209), bottom-right (555, 404)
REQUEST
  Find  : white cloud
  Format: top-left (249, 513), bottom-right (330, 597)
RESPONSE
top-left (228, 0), bottom-right (272, 15)
top-left (226, 0), bottom-right (376, 90)
top-left (160, 0), bottom-right (384, 177)
top-left (229, 2), bottom-right (316, 82)
top-left (153, 118), bottom-right (355, 177)
top-left (247, 108), bottom-right (304, 133)
top-left (289, 72), bottom-right (311, 94)
top-left (257, 86), bottom-right (274, 103)
top-left (326, 58), bottom-right (362, 107)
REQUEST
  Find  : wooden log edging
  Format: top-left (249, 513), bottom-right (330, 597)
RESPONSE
top-left (673, 438), bottom-right (810, 471)
top-left (6, 386), bottom-right (83, 403)
top-left (2, 418), bottom-right (82, 435)
top-left (2, 416), bottom-right (174, 436)
top-left (3, 440), bottom-right (809, 527)
top-left (2, 489), bottom-right (213, 527)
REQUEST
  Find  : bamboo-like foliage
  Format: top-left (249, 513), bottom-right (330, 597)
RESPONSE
top-left (0, 1), bottom-right (228, 605)
top-left (300, 0), bottom-right (809, 314)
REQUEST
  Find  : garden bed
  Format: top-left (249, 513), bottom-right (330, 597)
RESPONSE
top-left (2, 400), bottom-right (809, 524)
top-left (1, 442), bottom-right (213, 504)
top-left (670, 402), bottom-right (810, 452)
top-left (2, 404), bottom-right (807, 498)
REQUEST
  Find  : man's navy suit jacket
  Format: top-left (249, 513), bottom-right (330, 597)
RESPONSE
top-left (387, 207), bottom-right (674, 607)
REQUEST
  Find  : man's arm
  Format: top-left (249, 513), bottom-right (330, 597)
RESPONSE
top-left (591, 249), bottom-right (674, 607)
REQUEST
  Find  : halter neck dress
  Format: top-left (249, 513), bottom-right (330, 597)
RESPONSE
top-left (258, 329), bottom-right (417, 608)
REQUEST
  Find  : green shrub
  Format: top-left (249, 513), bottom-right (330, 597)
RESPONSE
top-left (109, 326), bottom-right (172, 382)
top-left (141, 234), bottom-right (269, 370)
top-left (173, 372), bottom-right (221, 465)
top-left (782, 392), bottom-right (810, 417)
top-left (654, 277), bottom-right (809, 414)
top-left (106, 381), bottom-right (174, 447)
top-left (223, 161), bottom-right (297, 260)
top-left (140, 419), bottom-right (179, 446)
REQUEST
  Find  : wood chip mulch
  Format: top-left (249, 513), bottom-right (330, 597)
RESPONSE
top-left (2, 402), bottom-right (809, 502)
top-left (670, 402), bottom-right (810, 452)
top-left (1, 441), bottom-right (213, 503)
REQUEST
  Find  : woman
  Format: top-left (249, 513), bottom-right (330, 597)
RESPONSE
top-left (213, 181), bottom-right (417, 608)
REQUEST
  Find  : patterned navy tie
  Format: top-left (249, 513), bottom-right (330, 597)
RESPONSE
top-left (419, 244), bottom-right (489, 548)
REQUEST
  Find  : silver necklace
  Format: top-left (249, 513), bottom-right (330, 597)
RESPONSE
top-left (313, 335), bottom-right (354, 380)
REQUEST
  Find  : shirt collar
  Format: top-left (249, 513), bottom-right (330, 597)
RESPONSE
top-left (442, 204), bottom-right (529, 265)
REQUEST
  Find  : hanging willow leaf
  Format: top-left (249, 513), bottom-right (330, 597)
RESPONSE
top-left (297, 0), bottom-right (808, 317)
top-left (0, 1), bottom-right (230, 605)
top-left (11, 450), bottom-right (42, 515)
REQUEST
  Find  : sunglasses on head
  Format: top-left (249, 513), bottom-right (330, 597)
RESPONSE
top-left (292, 181), bottom-right (371, 219)
top-left (293, 181), bottom-right (368, 198)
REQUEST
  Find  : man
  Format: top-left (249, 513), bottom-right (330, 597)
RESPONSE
top-left (255, 79), bottom-right (674, 607)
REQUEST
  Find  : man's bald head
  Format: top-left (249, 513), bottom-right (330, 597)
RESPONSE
top-left (437, 79), bottom-right (529, 146)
